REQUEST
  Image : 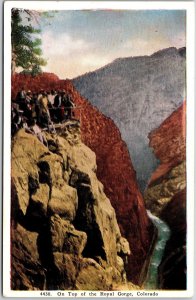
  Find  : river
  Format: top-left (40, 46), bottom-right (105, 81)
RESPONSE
top-left (144, 210), bottom-right (171, 289)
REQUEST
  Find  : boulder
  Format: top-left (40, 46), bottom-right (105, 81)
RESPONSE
top-left (11, 129), bottom-right (49, 215)
top-left (75, 258), bottom-right (112, 290)
top-left (49, 215), bottom-right (87, 255)
top-left (144, 162), bottom-right (186, 216)
top-left (30, 184), bottom-right (50, 216)
top-left (38, 154), bottom-right (64, 188)
top-left (49, 252), bottom-right (77, 290)
top-left (11, 224), bottom-right (46, 290)
top-left (48, 184), bottom-right (78, 220)
top-left (117, 237), bottom-right (131, 256)
top-left (63, 229), bottom-right (87, 256)
top-left (56, 135), bottom-right (97, 174)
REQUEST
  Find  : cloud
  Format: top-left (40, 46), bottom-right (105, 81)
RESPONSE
top-left (42, 52), bottom-right (113, 79)
top-left (41, 30), bottom-right (114, 78)
top-left (121, 33), bottom-right (185, 57)
top-left (80, 54), bottom-right (111, 68)
top-left (42, 31), bottom-right (90, 56)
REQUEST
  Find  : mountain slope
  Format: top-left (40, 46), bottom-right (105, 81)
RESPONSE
top-left (73, 47), bottom-right (186, 190)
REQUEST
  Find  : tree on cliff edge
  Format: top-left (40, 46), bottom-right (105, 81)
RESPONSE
top-left (11, 8), bottom-right (47, 75)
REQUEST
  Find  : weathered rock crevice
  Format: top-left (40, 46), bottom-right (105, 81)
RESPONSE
top-left (11, 125), bottom-right (131, 290)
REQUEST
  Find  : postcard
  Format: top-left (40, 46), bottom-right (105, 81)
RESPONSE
top-left (3, 1), bottom-right (195, 298)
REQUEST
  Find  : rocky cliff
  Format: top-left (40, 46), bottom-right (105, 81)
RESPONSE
top-left (11, 125), bottom-right (131, 290)
top-left (144, 102), bottom-right (186, 289)
top-left (73, 47), bottom-right (186, 190)
top-left (144, 102), bottom-right (186, 215)
top-left (11, 73), bottom-right (155, 284)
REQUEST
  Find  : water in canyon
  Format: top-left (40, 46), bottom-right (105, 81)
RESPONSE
top-left (144, 210), bottom-right (171, 289)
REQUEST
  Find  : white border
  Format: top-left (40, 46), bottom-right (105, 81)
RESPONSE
top-left (3, 1), bottom-right (195, 298)
top-left (2, 1), bottom-right (196, 10)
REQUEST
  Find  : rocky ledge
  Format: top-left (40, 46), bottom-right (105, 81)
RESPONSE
top-left (11, 123), bottom-right (131, 290)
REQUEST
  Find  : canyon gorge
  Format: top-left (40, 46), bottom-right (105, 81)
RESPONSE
top-left (10, 47), bottom-right (187, 290)
top-left (73, 47), bottom-right (186, 191)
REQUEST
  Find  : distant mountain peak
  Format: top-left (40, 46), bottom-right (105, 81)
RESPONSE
top-left (73, 46), bottom-right (186, 190)
top-left (151, 46), bottom-right (185, 58)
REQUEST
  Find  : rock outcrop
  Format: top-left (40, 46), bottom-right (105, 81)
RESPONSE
top-left (73, 47), bottom-right (186, 191)
top-left (144, 102), bottom-right (186, 289)
top-left (11, 125), bottom-right (131, 290)
top-left (144, 102), bottom-right (186, 215)
top-left (12, 73), bottom-right (155, 284)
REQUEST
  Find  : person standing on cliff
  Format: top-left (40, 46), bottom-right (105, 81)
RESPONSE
top-left (63, 93), bottom-right (75, 120)
top-left (15, 87), bottom-right (26, 111)
top-left (47, 90), bottom-right (55, 120)
top-left (36, 90), bottom-right (45, 123)
top-left (38, 91), bottom-right (50, 127)
top-left (23, 90), bottom-right (33, 119)
top-left (48, 90), bottom-right (55, 107)
top-left (53, 90), bottom-right (63, 122)
top-left (26, 118), bottom-right (48, 146)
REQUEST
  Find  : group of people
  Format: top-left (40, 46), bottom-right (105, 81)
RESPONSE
top-left (11, 87), bottom-right (76, 142)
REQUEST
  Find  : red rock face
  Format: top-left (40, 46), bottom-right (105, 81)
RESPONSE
top-left (11, 73), bottom-right (154, 284)
top-left (148, 102), bottom-right (186, 186)
top-left (11, 73), bottom-right (65, 100)
top-left (146, 102), bottom-right (186, 289)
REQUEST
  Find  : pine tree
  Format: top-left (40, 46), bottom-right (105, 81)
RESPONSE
top-left (11, 8), bottom-right (47, 75)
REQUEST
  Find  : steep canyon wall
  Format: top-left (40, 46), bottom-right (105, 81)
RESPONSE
top-left (144, 102), bottom-right (186, 289)
top-left (11, 73), bottom-right (154, 285)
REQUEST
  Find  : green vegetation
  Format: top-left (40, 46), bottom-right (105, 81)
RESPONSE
top-left (11, 8), bottom-right (47, 75)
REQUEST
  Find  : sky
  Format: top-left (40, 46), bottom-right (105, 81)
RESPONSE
top-left (23, 10), bottom-right (186, 79)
